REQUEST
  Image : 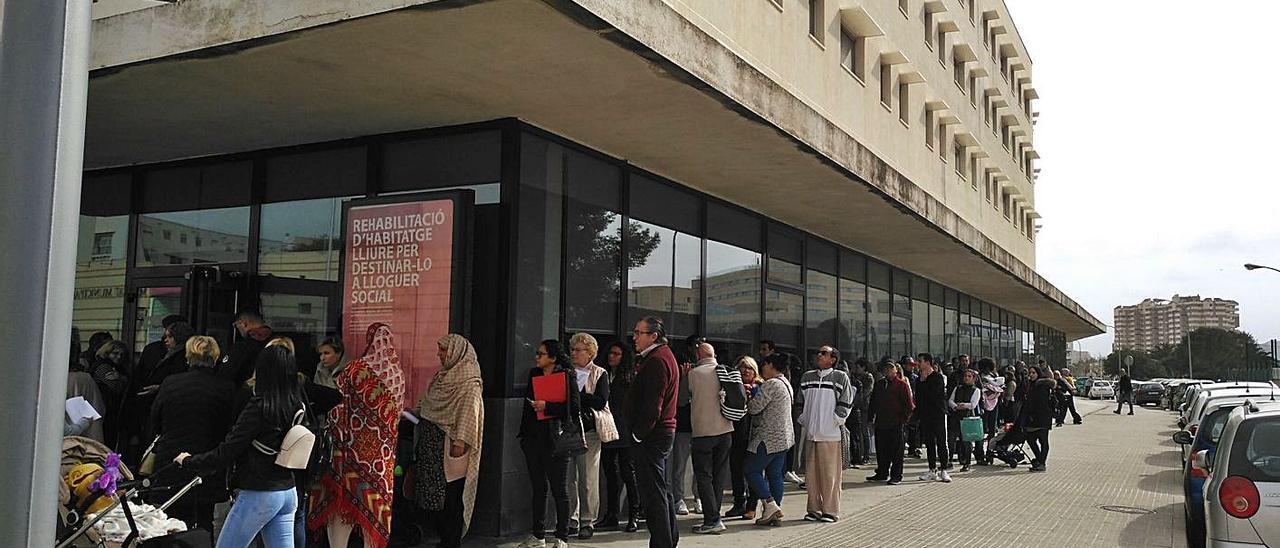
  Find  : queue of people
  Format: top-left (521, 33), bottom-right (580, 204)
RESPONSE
top-left (66, 309), bottom-right (1078, 548)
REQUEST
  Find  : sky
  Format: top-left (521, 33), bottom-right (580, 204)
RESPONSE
top-left (1005, 1), bottom-right (1280, 356)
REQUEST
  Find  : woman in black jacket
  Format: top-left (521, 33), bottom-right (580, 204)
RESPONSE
top-left (516, 339), bottom-right (582, 548)
top-left (597, 341), bottom-right (640, 533)
top-left (149, 335), bottom-right (236, 530)
top-left (89, 340), bottom-right (131, 448)
top-left (1018, 365), bottom-right (1057, 473)
top-left (176, 345), bottom-right (304, 548)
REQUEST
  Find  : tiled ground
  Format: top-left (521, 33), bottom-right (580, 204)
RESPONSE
top-left (483, 397), bottom-right (1188, 548)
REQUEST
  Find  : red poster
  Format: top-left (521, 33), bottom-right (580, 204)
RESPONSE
top-left (342, 199), bottom-right (454, 405)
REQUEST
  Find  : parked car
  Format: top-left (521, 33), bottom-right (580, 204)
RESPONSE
top-left (1201, 401), bottom-right (1280, 547)
top-left (1181, 382), bottom-right (1276, 428)
top-left (1176, 403), bottom-right (1250, 547)
top-left (1135, 382), bottom-right (1166, 406)
top-left (1173, 381), bottom-right (1214, 414)
top-left (1181, 392), bottom-right (1280, 466)
top-left (1088, 380), bottom-right (1114, 399)
top-left (1164, 379), bottom-right (1195, 410)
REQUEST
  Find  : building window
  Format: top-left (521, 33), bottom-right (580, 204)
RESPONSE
top-left (924, 11), bottom-right (934, 48)
top-left (92, 232), bottom-right (113, 256)
top-left (898, 81), bottom-right (910, 126)
top-left (970, 155), bottom-right (980, 189)
top-left (984, 94), bottom-right (992, 126)
top-left (969, 74), bottom-right (979, 105)
top-left (953, 142), bottom-right (964, 176)
top-left (179, 233), bottom-right (188, 245)
top-left (899, 0), bottom-right (909, 17)
top-left (938, 123), bottom-right (948, 161)
top-left (880, 63), bottom-right (893, 108)
top-left (767, 0), bottom-right (783, 11)
top-left (162, 229), bottom-right (172, 241)
top-left (953, 57), bottom-right (965, 89)
top-left (937, 28), bottom-right (947, 65)
top-left (925, 108), bottom-right (936, 149)
top-left (809, 0), bottom-right (823, 44)
top-left (969, 0), bottom-right (977, 23)
top-left (984, 174), bottom-right (993, 203)
top-left (840, 27), bottom-right (866, 82)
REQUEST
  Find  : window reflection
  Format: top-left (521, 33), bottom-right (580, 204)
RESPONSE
top-left (261, 293), bottom-right (330, 351)
top-left (764, 289), bottom-right (803, 349)
top-left (839, 276), bottom-right (866, 358)
top-left (259, 198), bottom-right (351, 281)
top-left (868, 286), bottom-right (891, 360)
top-left (626, 221), bottom-right (701, 338)
top-left (136, 207), bottom-right (250, 266)
top-left (566, 208), bottom-right (622, 332)
top-left (930, 303), bottom-right (945, 357)
top-left (892, 293), bottom-right (911, 357)
top-left (73, 215), bottom-right (129, 340)
top-left (912, 299), bottom-right (929, 359)
top-left (807, 270), bottom-right (838, 348)
top-left (705, 240), bottom-right (761, 346)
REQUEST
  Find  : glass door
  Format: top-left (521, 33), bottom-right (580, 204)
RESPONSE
top-left (125, 278), bottom-right (186, 356)
top-left (255, 275), bottom-right (340, 376)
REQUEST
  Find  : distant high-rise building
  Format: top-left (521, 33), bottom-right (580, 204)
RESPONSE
top-left (1113, 295), bottom-right (1240, 352)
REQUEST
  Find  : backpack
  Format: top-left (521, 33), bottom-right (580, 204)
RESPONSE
top-left (252, 406), bottom-right (317, 470)
top-left (715, 364), bottom-right (747, 422)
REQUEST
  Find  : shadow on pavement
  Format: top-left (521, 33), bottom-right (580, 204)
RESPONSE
top-left (1117, 502), bottom-right (1180, 547)
top-left (1146, 451), bottom-right (1180, 467)
top-left (1137, 468), bottom-right (1181, 495)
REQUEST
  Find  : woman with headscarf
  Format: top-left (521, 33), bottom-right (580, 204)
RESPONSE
top-left (309, 324), bottom-right (406, 548)
top-left (414, 334), bottom-right (484, 548)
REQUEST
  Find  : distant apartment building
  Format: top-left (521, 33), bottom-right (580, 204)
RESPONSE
top-left (1114, 295), bottom-right (1240, 352)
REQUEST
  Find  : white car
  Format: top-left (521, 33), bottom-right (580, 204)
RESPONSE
top-left (1089, 380), bottom-right (1114, 399)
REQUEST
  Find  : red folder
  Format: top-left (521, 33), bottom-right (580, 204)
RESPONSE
top-left (532, 371), bottom-right (568, 421)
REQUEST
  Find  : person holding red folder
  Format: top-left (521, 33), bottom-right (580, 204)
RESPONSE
top-left (516, 339), bottom-right (580, 548)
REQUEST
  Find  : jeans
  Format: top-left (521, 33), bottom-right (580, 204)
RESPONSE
top-left (846, 410), bottom-right (865, 464)
top-left (1026, 428), bottom-right (1050, 466)
top-left (632, 431), bottom-right (678, 548)
top-left (665, 431), bottom-right (691, 507)
top-left (874, 427), bottom-right (905, 482)
top-left (690, 433), bottom-right (731, 526)
top-left (216, 488), bottom-right (297, 548)
top-left (920, 419), bottom-right (950, 471)
top-left (744, 443), bottom-right (786, 504)
top-left (601, 444), bottom-right (640, 520)
top-left (522, 440), bottom-right (572, 541)
top-left (1057, 394), bottom-right (1082, 423)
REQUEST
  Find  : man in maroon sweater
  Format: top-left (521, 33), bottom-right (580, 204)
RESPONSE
top-left (867, 359), bottom-right (915, 485)
top-left (626, 316), bottom-right (680, 548)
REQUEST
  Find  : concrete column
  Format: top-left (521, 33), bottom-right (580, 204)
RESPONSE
top-left (0, 0), bottom-right (92, 544)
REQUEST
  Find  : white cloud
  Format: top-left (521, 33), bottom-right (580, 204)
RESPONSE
top-left (1006, 1), bottom-right (1280, 355)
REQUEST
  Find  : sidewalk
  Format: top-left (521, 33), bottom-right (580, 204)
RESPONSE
top-left (479, 397), bottom-right (1186, 548)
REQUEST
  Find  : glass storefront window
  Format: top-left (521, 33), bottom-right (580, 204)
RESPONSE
top-left (764, 289), bottom-right (803, 350)
top-left (930, 302), bottom-right (945, 358)
top-left (565, 152), bottom-right (622, 333)
top-left (512, 134), bottom-right (565, 387)
top-left (259, 197), bottom-right (351, 281)
top-left (627, 221), bottom-right (701, 338)
top-left (839, 275), bottom-right (867, 359)
top-left (261, 292), bottom-right (331, 353)
top-left (706, 240), bottom-right (761, 353)
top-left (912, 299), bottom-right (929, 359)
top-left (132, 286), bottom-right (184, 354)
top-left (767, 227), bottom-right (803, 288)
top-left (73, 215), bottom-right (130, 340)
top-left (136, 207), bottom-right (251, 266)
top-left (868, 286), bottom-right (891, 360)
top-left (807, 269), bottom-right (838, 348)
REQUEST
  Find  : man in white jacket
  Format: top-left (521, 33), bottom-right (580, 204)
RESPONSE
top-left (796, 345), bottom-right (855, 522)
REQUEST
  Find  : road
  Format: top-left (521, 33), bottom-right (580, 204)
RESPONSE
top-left (481, 397), bottom-right (1187, 548)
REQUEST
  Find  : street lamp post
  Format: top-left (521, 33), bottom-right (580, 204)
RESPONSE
top-left (1245, 263), bottom-right (1280, 273)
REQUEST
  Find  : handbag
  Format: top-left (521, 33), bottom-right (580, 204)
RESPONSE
top-left (252, 407), bottom-right (316, 470)
top-left (960, 415), bottom-right (985, 442)
top-left (550, 415), bottom-right (587, 457)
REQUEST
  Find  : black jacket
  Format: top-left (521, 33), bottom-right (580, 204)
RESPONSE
top-left (1020, 378), bottom-right (1058, 430)
top-left (1117, 375), bottom-right (1133, 394)
top-left (151, 368), bottom-right (237, 464)
top-left (517, 364), bottom-right (582, 446)
top-left (218, 328), bottom-right (273, 384)
top-left (183, 395), bottom-right (300, 491)
top-left (915, 370), bottom-right (948, 423)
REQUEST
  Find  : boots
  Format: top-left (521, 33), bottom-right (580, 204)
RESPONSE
top-left (755, 500), bottom-right (783, 526)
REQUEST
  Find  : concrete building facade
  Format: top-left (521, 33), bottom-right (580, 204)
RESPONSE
top-left (76, 0), bottom-right (1102, 537)
top-left (1114, 295), bottom-right (1241, 352)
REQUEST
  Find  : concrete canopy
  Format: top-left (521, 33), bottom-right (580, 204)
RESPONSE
top-left (84, 0), bottom-right (1104, 339)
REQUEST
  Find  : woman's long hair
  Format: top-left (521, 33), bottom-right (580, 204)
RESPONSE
top-left (254, 345), bottom-right (303, 425)
top-left (608, 341), bottom-right (635, 382)
top-left (540, 339), bottom-right (572, 369)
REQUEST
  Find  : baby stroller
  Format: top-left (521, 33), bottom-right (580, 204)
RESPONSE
top-left (56, 437), bottom-right (205, 548)
top-left (985, 423), bottom-right (1030, 468)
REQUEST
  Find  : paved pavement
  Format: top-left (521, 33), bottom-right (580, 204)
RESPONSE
top-left (479, 397), bottom-right (1187, 548)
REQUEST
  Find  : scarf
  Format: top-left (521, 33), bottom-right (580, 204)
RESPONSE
top-left (415, 333), bottom-right (484, 536)
top-left (309, 324), bottom-right (405, 548)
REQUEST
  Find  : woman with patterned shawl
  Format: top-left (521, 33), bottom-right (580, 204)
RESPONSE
top-left (309, 323), bottom-right (405, 548)
top-left (414, 334), bottom-right (485, 548)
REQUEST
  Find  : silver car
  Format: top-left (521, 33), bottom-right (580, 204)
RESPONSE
top-left (1202, 400), bottom-right (1280, 547)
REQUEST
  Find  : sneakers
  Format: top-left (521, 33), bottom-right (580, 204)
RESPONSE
top-left (919, 469), bottom-right (937, 481)
top-left (691, 499), bottom-right (703, 514)
top-left (516, 535), bottom-right (546, 548)
top-left (784, 471), bottom-right (804, 485)
top-left (866, 474), bottom-right (888, 482)
top-left (887, 478), bottom-right (902, 485)
top-left (692, 521), bottom-right (726, 534)
top-left (939, 470), bottom-right (952, 483)
top-left (724, 505), bottom-right (747, 519)
top-left (803, 511), bottom-right (821, 522)
top-left (818, 514), bottom-right (838, 523)
top-left (674, 500), bottom-right (689, 516)
top-left (551, 540), bottom-right (569, 548)
top-left (959, 464), bottom-right (971, 472)
top-left (1030, 463), bottom-right (1047, 472)
top-left (755, 501), bottom-right (783, 526)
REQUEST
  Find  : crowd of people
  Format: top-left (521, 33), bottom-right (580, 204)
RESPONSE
top-left (64, 311), bottom-right (1082, 548)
